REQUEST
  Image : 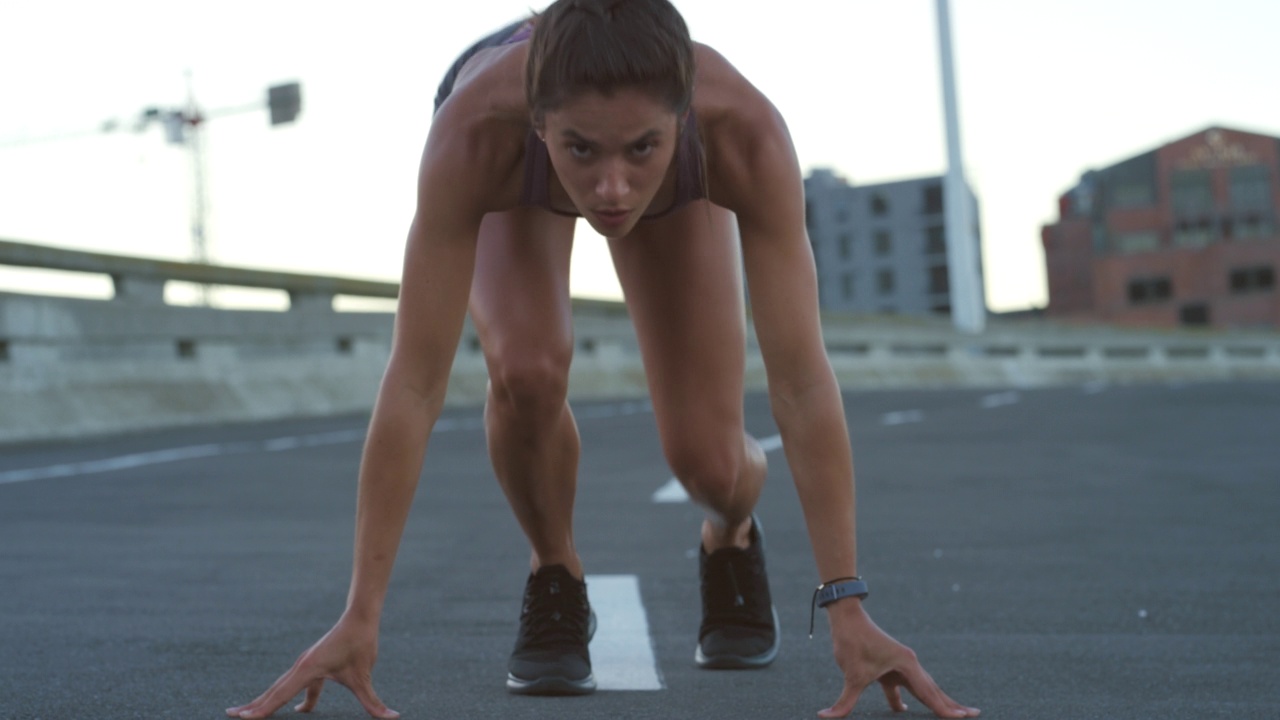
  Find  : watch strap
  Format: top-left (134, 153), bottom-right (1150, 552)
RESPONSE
top-left (808, 577), bottom-right (869, 638)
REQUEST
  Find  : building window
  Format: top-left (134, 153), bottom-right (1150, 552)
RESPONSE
top-left (928, 265), bottom-right (950, 294)
top-left (1230, 165), bottom-right (1273, 210)
top-left (838, 233), bottom-right (853, 260)
top-left (1110, 182), bottom-right (1154, 208)
top-left (841, 272), bottom-right (855, 300)
top-left (871, 194), bottom-right (889, 217)
top-left (1172, 218), bottom-right (1216, 248)
top-left (877, 269), bottom-right (895, 295)
top-left (923, 183), bottom-right (944, 215)
top-left (1235, 214), bottom-right (1275, 241)
top-left (874, 230), bottom-right (893, 256)
top-left (1114, 231), bottom-right (1160, 254)
top-left (1180, 303), bottom-right (1210, 326)
top-left (925, 225), bottom-right (946, 254)
top-left (1171, 170), bottom-right (1214, 216)
top-left (1127, 276), bottom-right (1173, 305)
top-left (1229, 266), bottom-right (1276, 294)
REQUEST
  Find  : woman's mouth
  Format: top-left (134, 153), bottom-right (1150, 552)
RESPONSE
top-left (594, 208), bottom-right (631, 228)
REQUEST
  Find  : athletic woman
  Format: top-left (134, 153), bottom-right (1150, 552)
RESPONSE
top-left (226, 1), bottom-right (980, 717)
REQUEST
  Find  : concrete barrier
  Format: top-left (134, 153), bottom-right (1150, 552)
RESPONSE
top-left (3, 238), bottom-right (1278, 444)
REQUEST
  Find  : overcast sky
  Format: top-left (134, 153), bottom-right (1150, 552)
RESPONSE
top-left (2, 0), bottom-right (1277, 311)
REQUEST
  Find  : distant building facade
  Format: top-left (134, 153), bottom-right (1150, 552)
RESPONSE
top-left (1042, 126), bottom-right (1280, 329)
top-left (804, 169), bottom-right (983, 318)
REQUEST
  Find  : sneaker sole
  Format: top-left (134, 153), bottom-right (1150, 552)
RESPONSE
top-left (506, 673), bottom-right (597, 695)
top-left (506, 609), bottom-right (599, 695)
top-left (694, 605), bottom-right (781, 669)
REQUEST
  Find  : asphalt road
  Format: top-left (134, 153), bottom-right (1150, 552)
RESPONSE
top-left (2, 381), bottom-right (1278, 719)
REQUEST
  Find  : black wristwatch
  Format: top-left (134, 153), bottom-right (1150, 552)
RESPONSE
top-left (809, 577), bottom-right (869, 637)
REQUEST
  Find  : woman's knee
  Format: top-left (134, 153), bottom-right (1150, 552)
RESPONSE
top-left (664, 434), bottom-right (747, 504)
top-left (485, 342), bottom-right (573, 415)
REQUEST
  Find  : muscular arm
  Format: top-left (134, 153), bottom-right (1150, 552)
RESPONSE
top-left (706, 50), bottom-right (979, 718)
top-left (714, 95), bottom-right (858, 584)
top-left (343, 116), bottom-right (491, 624)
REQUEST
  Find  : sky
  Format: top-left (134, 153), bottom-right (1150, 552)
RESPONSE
top-left (2, 0), bottom-right (1278, 312)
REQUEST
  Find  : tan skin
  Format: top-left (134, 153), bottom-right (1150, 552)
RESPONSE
top-left (226, 39), bottom-right (979, 720)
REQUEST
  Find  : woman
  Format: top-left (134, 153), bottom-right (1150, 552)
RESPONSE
top-left (227, 1), bottom-right (980, 717)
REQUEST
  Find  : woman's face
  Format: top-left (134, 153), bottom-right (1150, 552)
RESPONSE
top-left (540, 88), bottom-right (681, 238)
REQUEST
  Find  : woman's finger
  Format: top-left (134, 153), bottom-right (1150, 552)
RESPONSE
top-left (817, 679), bottom-right (865, 719)
top-left (232, 666), bottom-right (316, 719)
top-left (897, 662), bottom-right (980, 718)
top-left (881, 677), bottom-right (909, 713)
top-left (335, 671), bottom-right (400, 720)
top-left (294, 679), bottom-right (324, 713)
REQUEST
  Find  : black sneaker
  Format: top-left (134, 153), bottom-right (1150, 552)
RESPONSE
top-left (696, 513), bottom-right (780, 669)
top-left (506, 564), bottom-right (597, 695)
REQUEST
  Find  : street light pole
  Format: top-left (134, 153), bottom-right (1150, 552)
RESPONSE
top-left (936, 0), bottom-right (986, 333)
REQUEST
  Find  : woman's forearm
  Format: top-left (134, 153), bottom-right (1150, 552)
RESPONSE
top-left (770, 363), bottom-right (859, 582)
top-left (343, 367), bottom-right (444, 623)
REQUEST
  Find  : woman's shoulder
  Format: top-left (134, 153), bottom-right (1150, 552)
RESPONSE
top-left (692, 44), bottom-right (797, 210)
top-left (425, 43), bottom-right (531, 211)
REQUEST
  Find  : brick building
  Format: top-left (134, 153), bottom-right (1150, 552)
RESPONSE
top-left (1042, 126), bottom-right (1280, 329)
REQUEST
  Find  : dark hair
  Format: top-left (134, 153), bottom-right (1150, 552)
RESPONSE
top-left (526, 0), bottom-right (695, 126)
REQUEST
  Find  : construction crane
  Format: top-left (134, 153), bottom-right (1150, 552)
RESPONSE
top-left (2, 78), bottom-right (302, 303)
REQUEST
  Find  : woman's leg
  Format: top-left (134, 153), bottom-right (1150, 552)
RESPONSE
top-left (607, 201), bottom-right (766, 552)
top-left (469, 207), bottom-right (583, 577)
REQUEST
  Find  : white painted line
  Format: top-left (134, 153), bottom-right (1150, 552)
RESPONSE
top-left (586, 574), bottom-right (664, 691)
top-left (980, 391), bottom-right (1021, 409)
top-left (652, 478), bottom-right (690, 504)
top-left (1, 418), bottom-right (458, 486)
top-left (1, 399), bottom-right (650, 487)
top-left (576, 400), bottom-right (653, 420)
top-left (651, 434), bottom-right (783, 504)
top-left (1082, 381), bottom-right (1108, 395)
top-left (0, 444), bottom-right (226, 485)
top-left (881, 410), bottom-right (924, 426)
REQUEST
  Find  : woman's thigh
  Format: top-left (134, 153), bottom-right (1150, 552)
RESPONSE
top-left (607, 202), bottom-right (747, 459)
top-left (470, 207), bottom-right (578, 384)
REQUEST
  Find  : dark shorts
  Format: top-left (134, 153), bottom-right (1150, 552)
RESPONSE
top-left (433, 18), bottom-right (531, 114)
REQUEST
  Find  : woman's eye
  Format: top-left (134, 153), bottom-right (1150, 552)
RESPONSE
top-left (632, 142), bottom-right (655, 157)
top-left (568, 144), bottom-right (592, 159)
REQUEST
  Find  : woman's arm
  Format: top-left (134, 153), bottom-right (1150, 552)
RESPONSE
top-left (344, 140), bottom-right (486, 623)
top-left (226, 109), bottom-right (491, 720)
top-left (718, 76), bottom-right (978, 718)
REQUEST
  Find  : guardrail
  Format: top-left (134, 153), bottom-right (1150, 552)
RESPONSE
top-left (2, 238), bottom-right (1278, 443)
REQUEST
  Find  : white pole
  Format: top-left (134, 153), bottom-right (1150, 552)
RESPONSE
top-left (186, 70), bottom-right (211, 305)
top-left (936, 0), bottom-right (985, 333)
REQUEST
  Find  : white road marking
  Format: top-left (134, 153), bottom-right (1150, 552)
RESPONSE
top-left (0, 411), bottom-right (492, 486)
top-left (651, 479), bottom-right (690, 504)
top-left (0, 399), bottom-right (655, 487)
top-left (652, 433), bottom-right (783, 504)
top-left (881, 410), bottom-right (925, 426)
top-left (757, 434), bottom-right (783, 452)
top-left (0, 444), bottom-right (227, 484)
top-left (980, 391), bottom-right (1021, 409)
top-left (575, 400), bottom-right (653, 420)
top-left (586, 574), bottom-right (664, 691)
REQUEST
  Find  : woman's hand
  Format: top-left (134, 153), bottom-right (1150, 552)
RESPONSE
top-left (225, 614), bottom-right (398, 719)
top-left (819, 600), bottom-right (979, 719)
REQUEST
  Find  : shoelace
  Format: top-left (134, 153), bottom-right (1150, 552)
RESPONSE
top-left (522, 577), bottom-right (589, 646)
top-left (702, 550), bottom-right (768, 628)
